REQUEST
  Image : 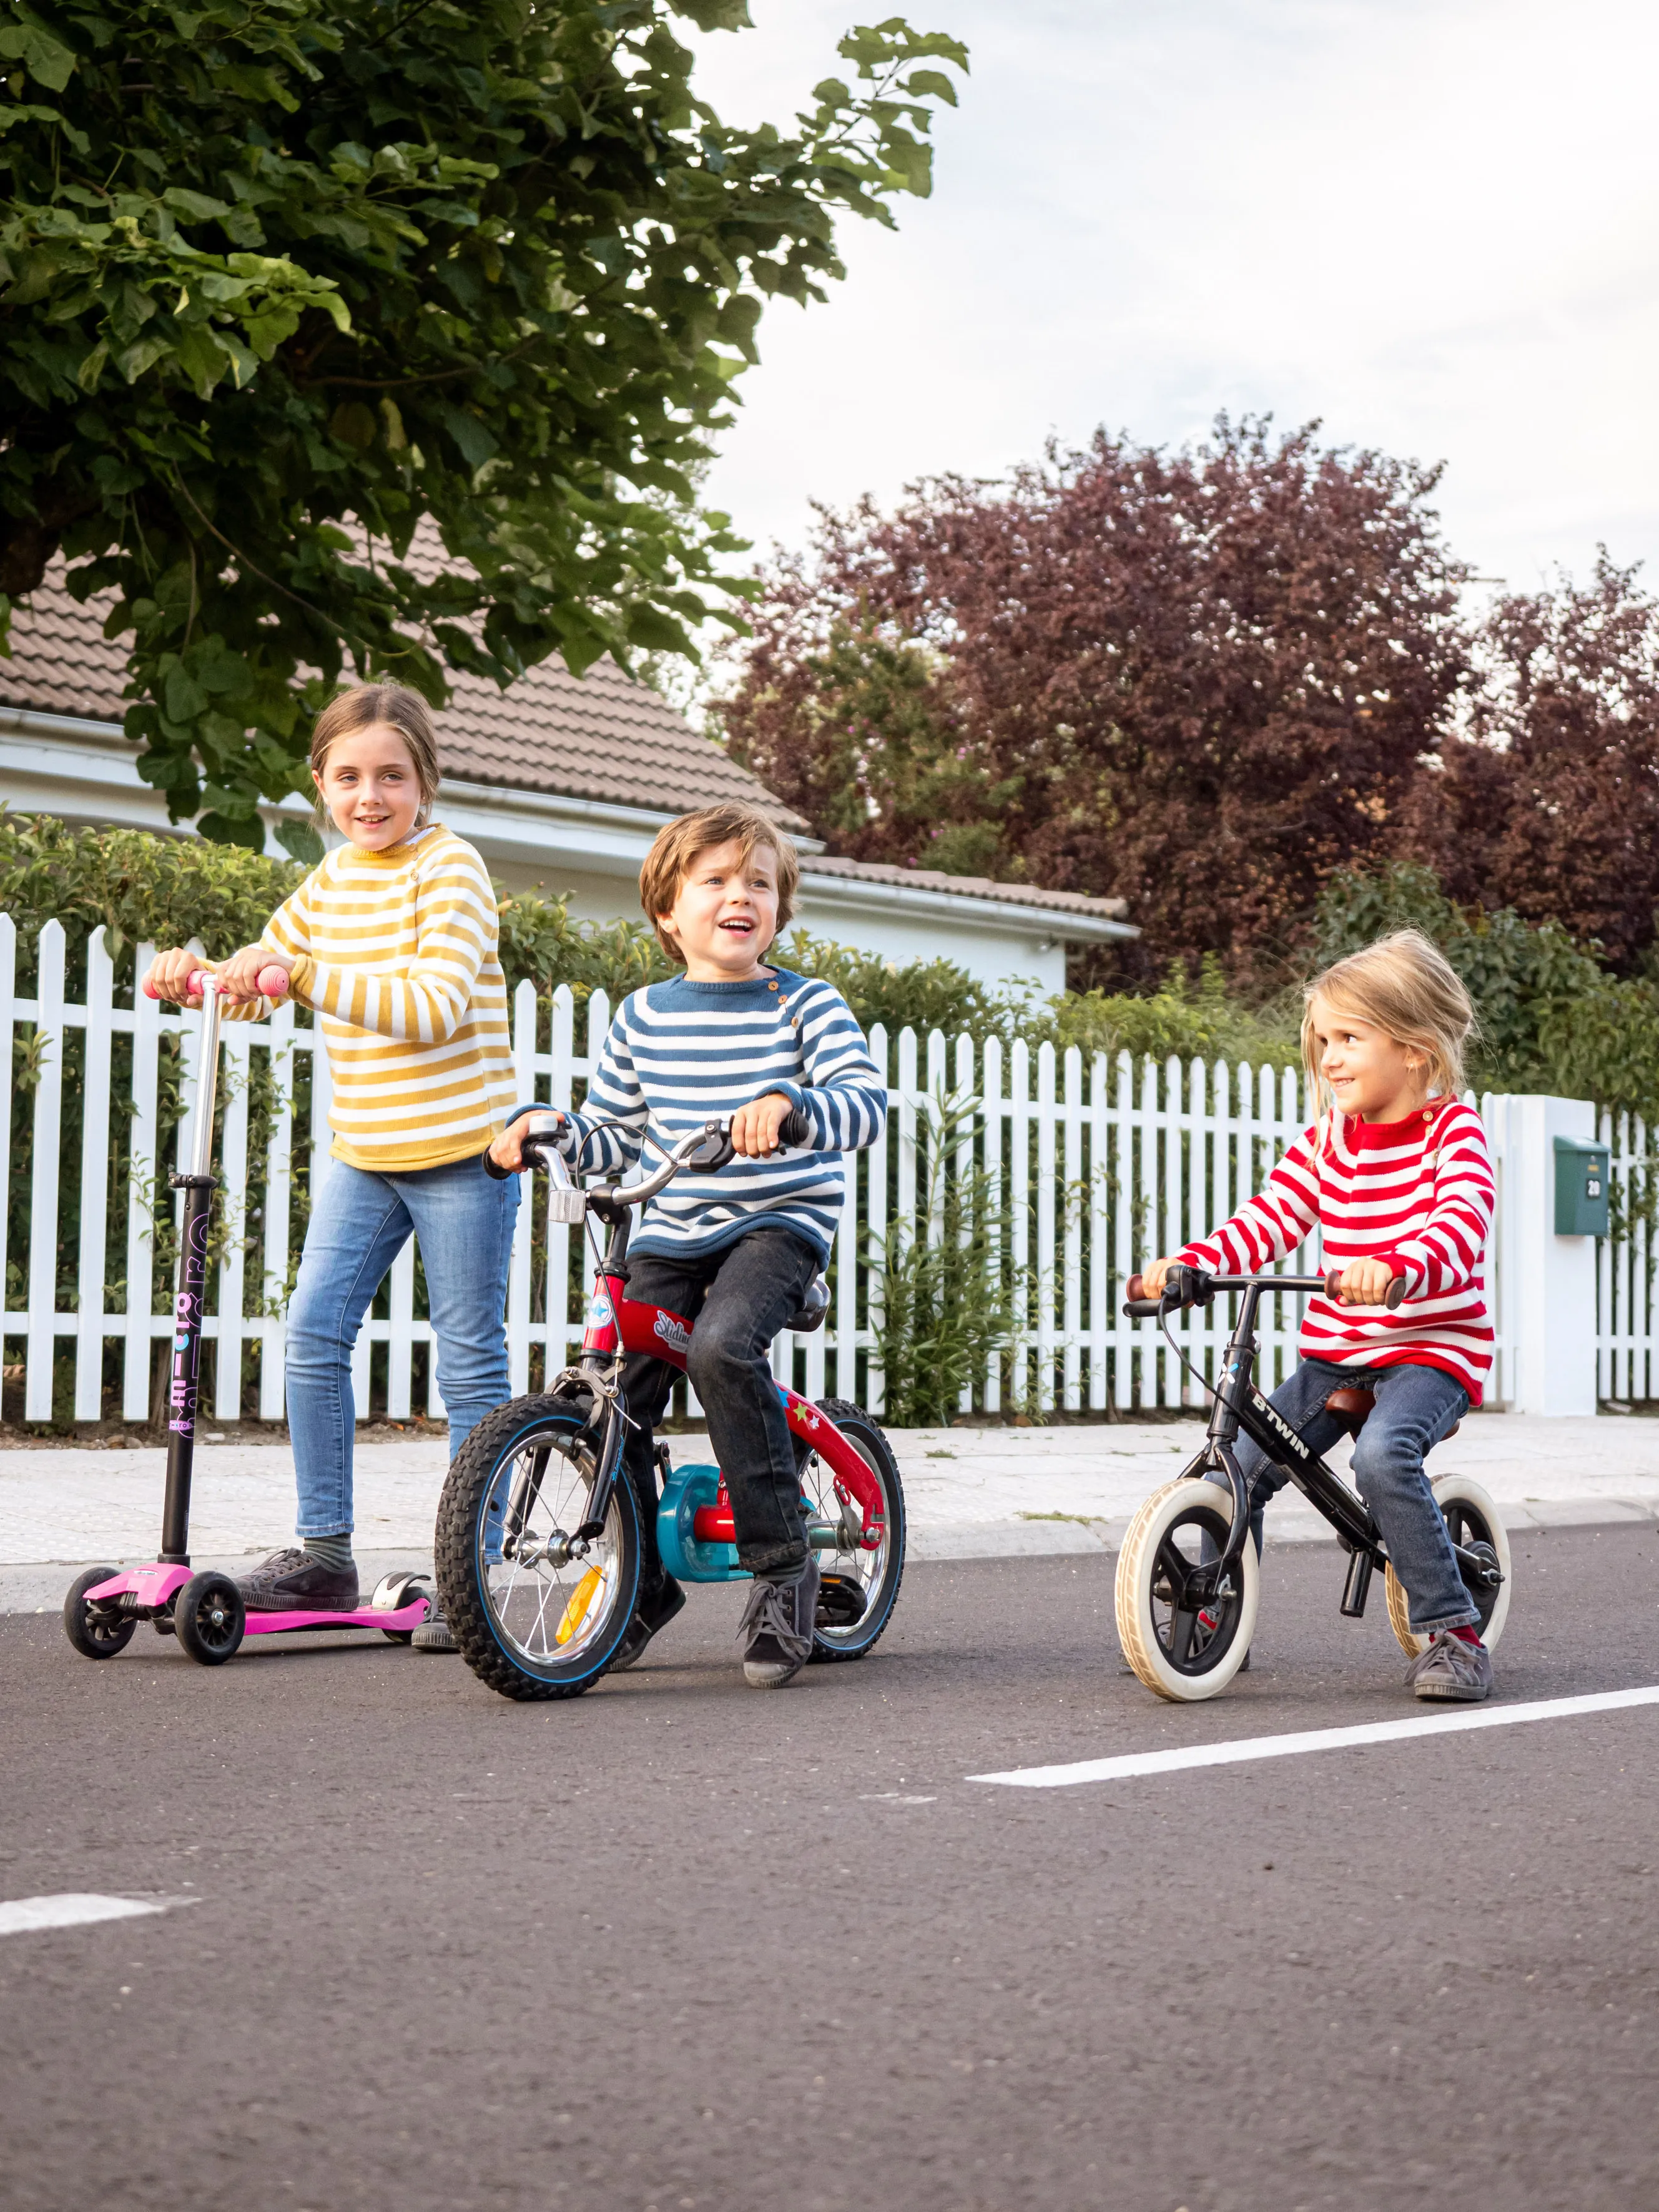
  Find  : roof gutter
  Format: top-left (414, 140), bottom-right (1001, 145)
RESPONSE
top-left (797, 865), bottom-right (1138, 945)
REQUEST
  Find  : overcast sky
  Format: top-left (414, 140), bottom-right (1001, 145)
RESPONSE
top-left (687, 0), bottom-right (1659, 596)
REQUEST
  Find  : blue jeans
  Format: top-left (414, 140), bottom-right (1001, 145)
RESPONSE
top-left (1224, 1356), bottom-right (1477, 1634)
top-left (287, 1152), bottom-right (519, 1540)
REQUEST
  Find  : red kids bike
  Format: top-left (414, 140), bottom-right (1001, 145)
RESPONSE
top-left (433, 1111), bottom-right (905, 1701)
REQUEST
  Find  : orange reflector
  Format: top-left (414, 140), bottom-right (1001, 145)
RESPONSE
top-left (555, 1565), bottom-right (604, 1647)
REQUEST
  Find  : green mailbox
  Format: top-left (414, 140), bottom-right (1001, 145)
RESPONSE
top-left (1553, 1134), bottom-right (1610, 1237)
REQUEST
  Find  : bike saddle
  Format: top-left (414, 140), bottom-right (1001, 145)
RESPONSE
top-left (1324, 1385), bottom-right (1459, 1442)
top-left (1324, 1387), bottom-right (1375, 1437)
top-left (783, 1274), bottom-right (830, 1333)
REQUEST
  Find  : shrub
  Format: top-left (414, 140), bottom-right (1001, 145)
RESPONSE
top-left (1316, 862), bottom-right (1659, 1116)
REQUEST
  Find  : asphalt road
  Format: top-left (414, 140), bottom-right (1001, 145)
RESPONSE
top-left (2, 1524), bottom-right (1657, 2212)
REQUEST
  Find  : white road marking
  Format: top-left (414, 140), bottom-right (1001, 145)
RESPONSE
top-left (0, 1893), bottom-right (192, 1937)
top-left (969, 1684), bottom-right (1659, 1789)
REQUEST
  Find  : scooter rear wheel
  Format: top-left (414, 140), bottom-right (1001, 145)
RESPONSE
top-left (174, 1571), bottom-right (245, 1667)
top-left (1115, 1475), bottom-right (1259, 1702)
top-left (63, 1566), bottom-right (136, 1661)
top-left (435, 1393), bottom-right (642, 1702)
top-left (1385, 1471), bottom-right (1511, 1656)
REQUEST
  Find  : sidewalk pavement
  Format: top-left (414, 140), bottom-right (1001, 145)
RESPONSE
top-left (4, 1413), bottom-right (1657, 1611)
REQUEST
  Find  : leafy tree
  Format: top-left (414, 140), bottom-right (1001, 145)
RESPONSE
top-left (0, 1), bottom-right (966, 848)
top-left (1400, 554), bottom-right (1659, 975)
top-left (719, 416), bottom-right (1470, 986)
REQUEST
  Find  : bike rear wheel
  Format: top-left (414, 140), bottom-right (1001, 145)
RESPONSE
top-left (1115, 1474), bottom-right (1259, 1702)
top-left (1386, 1470), bottom-right (1511, 1656)
top-left (435, 1393), bottom-right (641, 1701)
top-left (804, 1399), bottom-right (906, 1663)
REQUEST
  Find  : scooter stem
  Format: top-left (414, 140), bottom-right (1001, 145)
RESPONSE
top-left (159, 982), bottom-right (224, 1564)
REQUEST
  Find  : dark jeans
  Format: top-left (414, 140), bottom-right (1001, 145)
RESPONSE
top-left (1223, 1356), bottom-right (1477, 1633)
top-left (621, 1229), bottom-right (821, 1581)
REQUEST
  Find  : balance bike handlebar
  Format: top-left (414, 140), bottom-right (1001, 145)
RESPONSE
top-left (1123, 1266), bottom-right (1407, 1319)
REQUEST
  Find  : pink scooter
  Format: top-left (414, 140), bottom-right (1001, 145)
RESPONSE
top-left (62, 966), bottom-right (435, 1666)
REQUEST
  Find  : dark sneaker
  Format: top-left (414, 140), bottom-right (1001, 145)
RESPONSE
top-left (739, 1558), bottom-right (820, 1689)
top-left (412, 1590), bottom-right (457, 1654)
top-left (1406, 1630), bottom-right (1492, 1703)
top-left (236, 1547), bottom-right (358, 1614)
top-left (609, 1576), bottom-right (687, 1672)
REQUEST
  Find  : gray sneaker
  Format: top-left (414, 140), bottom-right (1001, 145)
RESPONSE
top-left (1406, 1630), bottom-right (1492, 1702)
top-left (412, 1590), bottom-right (457, 1654)
top-left (236, 1547), bottom-right (358, 1613)
top-left (739, 1558), bottom-right (820, 1689)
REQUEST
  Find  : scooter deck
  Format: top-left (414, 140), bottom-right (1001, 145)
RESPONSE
top-left (83, 1563), bottom-right (431, 1636)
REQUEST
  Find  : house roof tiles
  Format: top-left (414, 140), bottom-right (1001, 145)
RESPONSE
top-left (0, 554), bottom-right (1131, 931)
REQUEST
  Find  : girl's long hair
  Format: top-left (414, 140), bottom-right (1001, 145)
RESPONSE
top-left (1302, 931), bottom-right (1478, 1128)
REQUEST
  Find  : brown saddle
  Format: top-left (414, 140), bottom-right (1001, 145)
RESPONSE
top-left (1323, 1385), bottom-right (1459, 1442)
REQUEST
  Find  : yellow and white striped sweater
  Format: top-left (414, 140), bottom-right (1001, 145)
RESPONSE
top-left (239, 824), bottom-right (516, 1173)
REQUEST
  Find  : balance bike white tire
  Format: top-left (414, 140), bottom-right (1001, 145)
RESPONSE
top-left (1385, 1470), bottom-right (1512, 1658)
top-left (1115, 1474), bottom-right (1259, 1703)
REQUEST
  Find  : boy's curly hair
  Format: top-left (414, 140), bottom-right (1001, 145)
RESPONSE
top-left (639, 804), bottom-right (799, 961)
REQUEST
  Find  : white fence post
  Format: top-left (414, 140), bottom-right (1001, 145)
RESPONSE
top-left (25, 920), bottom-right (66, 1422)
top-left (1495, 1093), bottom-right (1600, 1416)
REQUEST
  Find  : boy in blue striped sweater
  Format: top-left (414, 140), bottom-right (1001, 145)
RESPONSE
top-left (489, 804), bottom-right (887, 1687)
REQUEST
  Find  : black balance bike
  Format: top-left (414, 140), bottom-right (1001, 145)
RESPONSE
top-left (1111, 1264), bottom-right (1510, 1702)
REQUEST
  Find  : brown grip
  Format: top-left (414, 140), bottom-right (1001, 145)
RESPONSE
top-left (1126, 1272), bottom-right (1146, 1302)
top-left (1324, 1269), bottom-right (1408, 1309)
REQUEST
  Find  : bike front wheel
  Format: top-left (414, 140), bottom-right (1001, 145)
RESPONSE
top-left (1115, 1474), bottom-right (1259, 1702)
top-left (435, 1393), bottom-right (642, 1702)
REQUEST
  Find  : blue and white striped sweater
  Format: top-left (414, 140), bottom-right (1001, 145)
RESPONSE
top-left (553, 969), bottom-right (887, 1262)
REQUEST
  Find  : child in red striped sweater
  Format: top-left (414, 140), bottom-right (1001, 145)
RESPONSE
top-left (1143, 931), bottom-right (1497, 1702)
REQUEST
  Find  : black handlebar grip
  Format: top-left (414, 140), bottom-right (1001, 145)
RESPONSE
top-left (778, 1106), bottom-right (812, 1148)
top-left (482, 1148), bottom-right (512, 1181)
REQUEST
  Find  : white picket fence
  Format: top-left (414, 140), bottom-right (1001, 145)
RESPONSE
top-left (0, 910), bottom-right (1599, 1430)
top-left (1598, 1112), bottom-right (1657, 1402)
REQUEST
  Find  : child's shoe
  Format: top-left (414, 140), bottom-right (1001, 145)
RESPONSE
top-left (235, 1547), bottom-right (358, 1613)
top-left (413, 1590), bottom-right (457, 1653)
top-left (739, 1558), bottom-right (820, 1688)
top-left (1405, 1628), bottom-right (1492, 1702)
top-left (609, 1576), bottom-right (687, 1671)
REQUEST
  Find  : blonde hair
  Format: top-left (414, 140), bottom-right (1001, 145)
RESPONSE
top-left (310, 684), bottom-right (441, 828)
top-left (1302, 930), bottom-right (1477, 1109)
top-left (639, 804), bottom-right (799, 960)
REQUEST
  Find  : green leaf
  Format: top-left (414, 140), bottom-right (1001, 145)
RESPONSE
top-left (275, 819), bottom-right (325, 866)
top-left (0, 22), bottom-right (77, 92)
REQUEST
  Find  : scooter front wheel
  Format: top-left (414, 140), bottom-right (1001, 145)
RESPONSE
top-left (1115, 1475), bottom-right (1259, 1703)
top-left (1386, 1471), bottom-right (1512, 1657)
top-left (174, 1571), bottom-right (246, 1667)
top-left (63, 1566), bottom-right (137, 1660)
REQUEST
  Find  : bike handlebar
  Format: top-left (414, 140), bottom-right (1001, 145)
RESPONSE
top-left (487, 1104), bottom-right (816, 1199)
top-left (1123, 1266), bottom-right (1407, 1318)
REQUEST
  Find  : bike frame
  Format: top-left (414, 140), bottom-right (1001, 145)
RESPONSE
top-left (1171, 1273), bottom-right (1495, 1618)
top-left (544, 1192), bottom-right (885, 1556)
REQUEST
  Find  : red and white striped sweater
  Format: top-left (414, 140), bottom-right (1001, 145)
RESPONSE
top-left (1177, 1096), bottom-right (1496, 1404)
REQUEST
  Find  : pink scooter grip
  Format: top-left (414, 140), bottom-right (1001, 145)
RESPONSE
top-left (142, 971), bottom-right (209, 1002)
top-left (256, 965), bottom-right (290, 998)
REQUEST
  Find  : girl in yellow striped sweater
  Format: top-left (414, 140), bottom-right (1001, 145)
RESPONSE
top-left (144, 685), bottom-right (518, 1630)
